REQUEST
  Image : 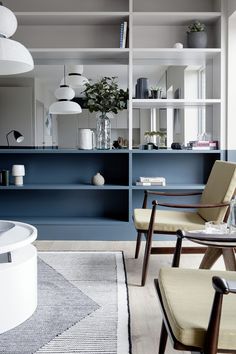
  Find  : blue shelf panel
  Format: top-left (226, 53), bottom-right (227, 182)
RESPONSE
top-left (132, 184), bottom-right (205, 190)
top-left (0, 216), bottom-right (129, 225)
top-left (0, 189), bottom-right (129, 223)
top-left (0, 153), bottom-right (129, 185)
top-left (0, 184), bottom-right (129, 190)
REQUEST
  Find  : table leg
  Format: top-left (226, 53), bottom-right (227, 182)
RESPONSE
top-left (199, 247), bottom-right (223, 269)
top-left (222, 248), bottom-right (236, 271)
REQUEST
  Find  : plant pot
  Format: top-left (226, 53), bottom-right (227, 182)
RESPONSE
top-left (150, 90), bottom-right (158, 99)
top-left (187, 31), bottom-right (207, 48)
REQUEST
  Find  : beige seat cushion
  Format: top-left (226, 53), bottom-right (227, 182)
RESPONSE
top-left (198, 160), bottom-right (236, 222)
top-left (134, 208), bottom-right (205, 232)
top-left (159, 268), bottom-right (236, 349)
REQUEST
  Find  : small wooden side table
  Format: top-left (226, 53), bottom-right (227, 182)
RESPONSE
top-left (172, 229), bottom-right (236, 271)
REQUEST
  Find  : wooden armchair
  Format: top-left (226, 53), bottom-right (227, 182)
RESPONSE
top-left (133, 160), bottom-right (236, 286)
top-left (155, 230), bottom-right (236, 354)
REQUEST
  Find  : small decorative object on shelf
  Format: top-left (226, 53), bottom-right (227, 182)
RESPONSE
top-left (12, 164), bottom-right (25, 186)
top-left (135, 78), bottom-right (149, 99)
top-left (144, 131), bottom-right (166, 148)
top-left (91, 173), bottom-right (105, 186)
top-left (78, 129), bottom-right (95, 150)
top-left (173, 42), bottom-right (184, 49)
top-left (150, 87), bottom-right (162, 99)
top-left (187, 20), bottom-right (207, 48)
top-left (171, 142), bottom-right (182, 150)
top-left (83, 77), bottom-right (128, 150)
top-left (136, 176), bottom-right (166, 186)
top-left (1, 170), bottom-right (9, 186)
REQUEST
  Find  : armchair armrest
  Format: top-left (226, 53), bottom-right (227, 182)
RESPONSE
top-left (145, 190), bottom-right (202, 197)
top-left (213, 276), bottom-right (236, 294)
top-left (142, 189), bottom-right (202, 208)
top-left (205, 276), bottom-right (236, 353)
top-left (153, 201), bottom-right (230, 209)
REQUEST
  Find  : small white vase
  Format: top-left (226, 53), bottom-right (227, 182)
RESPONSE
top-left (92, 173), bottom-right (105, 186)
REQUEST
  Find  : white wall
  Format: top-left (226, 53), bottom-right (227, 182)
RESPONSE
top-left (0, 78), bottom-right (35, 146)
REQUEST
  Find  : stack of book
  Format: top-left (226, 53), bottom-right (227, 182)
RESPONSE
top-left (119, 21), bottom-right (128, 48)
top-left (136, 177), bottom-right (166, 186)
top-left (192, 140), bottom-right (218, 150)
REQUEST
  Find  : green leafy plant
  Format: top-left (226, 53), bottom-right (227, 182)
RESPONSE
top-left (83, 76), bottom-right (129, 114)
top-left (144, 131), bottom-right (166, 137)
top-left (187, 20), bottom-right (206, 33)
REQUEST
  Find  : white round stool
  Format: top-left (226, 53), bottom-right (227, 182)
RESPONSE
top-left (0, 220), bottom-right (37, 333)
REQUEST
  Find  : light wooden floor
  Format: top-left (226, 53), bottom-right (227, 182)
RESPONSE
top-left (35, 240), bottom-right (225, 354)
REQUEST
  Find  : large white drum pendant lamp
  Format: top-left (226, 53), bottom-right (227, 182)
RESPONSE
top-left (49, 66), bottom-right (82, 115)
top-left (0, 2), bottom-right (34, 75)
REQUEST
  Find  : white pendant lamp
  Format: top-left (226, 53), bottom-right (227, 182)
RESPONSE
top-left (49, 66), bottom-right (82, 115)
top-left (0, 2), bottom-right (34, 75)
top-left (61, 65), bottom-right (89, 97)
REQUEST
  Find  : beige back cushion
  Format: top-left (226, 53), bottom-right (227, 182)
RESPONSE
top-left (198, 160), bottom-right (236, 222)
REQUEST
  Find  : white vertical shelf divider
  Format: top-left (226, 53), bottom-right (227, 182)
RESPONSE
top-left (128, 8), bottom-right (133, 150)
top-left (220, 0), bottom-right (227, 151)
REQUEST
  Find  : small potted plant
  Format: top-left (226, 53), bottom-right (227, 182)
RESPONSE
top-left (83, 77), bottom-right (128, 150)
top-left (150, 87), bottom-right (162, 99)
top-left (187, 20), bottom-right (207, 48)
top-left (144, 131), bottom-right (166, 148)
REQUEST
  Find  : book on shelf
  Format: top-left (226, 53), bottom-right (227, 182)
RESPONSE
top-left (119, 21), bottom-right (128, 48)
top-left (119, 22), bottom-right (124, 48)
top-left (191, 140), bottom-right (218, 150)
top-left (139, 176), bottom-right (166, 183)
top-left (136, 181), bottom-right (166, 186)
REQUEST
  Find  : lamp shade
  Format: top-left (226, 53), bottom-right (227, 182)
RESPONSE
top-left (6, 129), bottom-right (24, 146)
top-left (12, 164), bottom-right (25, 177)
top-left (0, 4), bottom-right (34, 75)
top-left (61, 65), bottom-right (89, 97)
top-left (13, 130), bottom-right (24, 143)
top-left (49, 68), bottom-right (82, 115)
top-left (0, 4), bottom-right (17, 37)
top-left (49, 100), bottom-right (82, 115)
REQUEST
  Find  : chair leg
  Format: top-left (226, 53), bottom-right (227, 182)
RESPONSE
top-left (141, 231), bottom-right (153, 286)
top-left (199, 247), bottom-right (222, 269)
top-left (158, 321), bottom-right (168, 354)
top-left (135, 231), bottom-right (142, 259)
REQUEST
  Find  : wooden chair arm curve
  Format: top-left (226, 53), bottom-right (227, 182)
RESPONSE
top-left (154, 201), bottom-right (230, 209)
top-left (145, 190), bottom-right (202, 197)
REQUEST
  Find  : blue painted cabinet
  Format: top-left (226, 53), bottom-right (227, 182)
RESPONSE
top-left (0, 149), bottom-right (222, 240)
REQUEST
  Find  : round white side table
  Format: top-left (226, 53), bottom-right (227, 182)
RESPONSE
top-left (0, 220), bottom-right (37, 334)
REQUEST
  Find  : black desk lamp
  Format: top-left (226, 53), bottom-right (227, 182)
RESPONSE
top-left (6, 130), bottom-right (24, 147)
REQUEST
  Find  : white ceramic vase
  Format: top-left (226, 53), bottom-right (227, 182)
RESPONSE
top-left (92, 173), bottom-right (105, 186)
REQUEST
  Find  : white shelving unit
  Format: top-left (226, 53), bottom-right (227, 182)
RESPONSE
top-left (9, 0), bottom-right (226, 150)
top-left (0, 0), bottom-right (227, 240)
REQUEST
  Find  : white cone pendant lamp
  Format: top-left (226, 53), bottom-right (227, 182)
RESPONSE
top-left (0, 2), bottom-right (34, 75)
top-left (49, 66), bottom-right (82, 115)
top-left (61, 65), bottom-right (89, 97)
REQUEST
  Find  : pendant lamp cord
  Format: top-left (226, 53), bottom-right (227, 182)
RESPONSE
top-left (64, 65), bottom-right (66, 85)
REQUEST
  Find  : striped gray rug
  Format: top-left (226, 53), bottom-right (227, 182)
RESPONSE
top-left (0, 251), bottom-right (131, 354)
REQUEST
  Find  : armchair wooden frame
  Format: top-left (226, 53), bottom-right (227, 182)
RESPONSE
top-left (155, 230), bottom-right (236, 354)
top-left (135, 190), bottom-right (231, 286)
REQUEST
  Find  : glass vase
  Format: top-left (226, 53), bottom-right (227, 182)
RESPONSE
top-left (96, 113), bottom-right (111, 150)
